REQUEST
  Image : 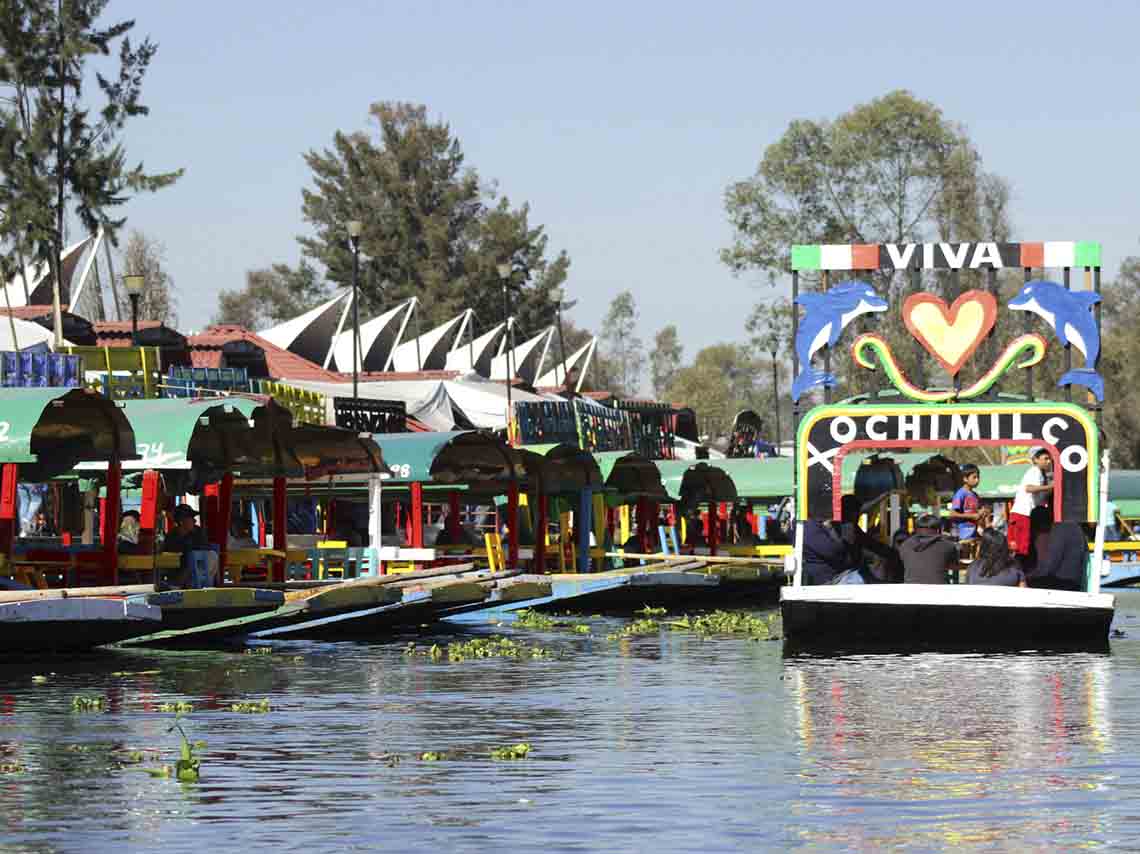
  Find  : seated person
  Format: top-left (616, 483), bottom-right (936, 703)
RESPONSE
top-left (802, 518), bottom-right (855, 585)
top-left (838, 495), bottom-right (899, 581)
top-left (228, 518), bottom-right (258, 549)
top-left (732, 506), bottom-right (757, 547)
top-left (966, 529), bottom-right (1026, 587)
top-left (900, 514), bottom-right (958, 584)
top-left (163, 504), bottom-right (208, 553)
top-left (1027, 521), bottom-right (1087, 591)
top-left (118, 509), bottom-right (145, 555)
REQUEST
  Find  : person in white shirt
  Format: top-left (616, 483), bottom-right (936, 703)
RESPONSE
top-left (1008, 447), bottom-right (1053, 557)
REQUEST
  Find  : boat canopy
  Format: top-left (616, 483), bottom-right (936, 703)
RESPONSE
top-left (289, 425), bottom-right (384, 479)
top-left (594, 451), bottom-right (667, 499)
top-left (517, 443), bottom-right (603, 494)
top-left (372, 430), bottom-right (520, 490)
top-left (699, 458), bottom-right (794, 500)
top-left (0, 388), bottom-right (136, 478)
top-left (655, 460), bottom-right (738, 503)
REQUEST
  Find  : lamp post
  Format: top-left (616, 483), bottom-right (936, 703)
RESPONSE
top-left (123, 274), bottom-right (145, 346)
top-left (497, 262), bottom-right (513, 439)
top-left (768, 335), bottom-right (781, 452)
top-left (550, 286), bottom-right (568, 388)
top-left (347, 220), bottom-right (363, 403)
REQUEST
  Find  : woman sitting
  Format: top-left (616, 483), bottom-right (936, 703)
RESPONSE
top-left (967, 529), bottom-right (1025, 587)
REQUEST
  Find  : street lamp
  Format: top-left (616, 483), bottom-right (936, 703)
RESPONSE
top-left (497, 262), bottom-right (513, 438)
top-left (768, 335), bottom-right (781, 452)
top-left (347, 220), bottom-right (363, 402)
top-left (123, 274), bottom-right (145, 346)
top-left (550, 286), bottom-right (568, 389)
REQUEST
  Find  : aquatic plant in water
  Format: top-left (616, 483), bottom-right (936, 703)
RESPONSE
top-left (406, 636), bottom-right (551, 663)
top-left (420, 751), bottom-right (446, 762)
top-left (668, 610), bottom-right (778, 639)
top-left (606, 618), bottom-right (662, 641)
top-left (157, 701), bottom-right (194, 713)
top-left (636, 606), bottom-right (668, 617)
top-left (71, 695), bottom-right (107, 712)
top-left (230, 699), bottom-right (272, 714)
top-left (490, 743), bottom-right (531, 760)
top-left (513, 609), bottom-right (558, 629)
top-left (145, 718), bottom-right (203, 782)
top-left (0, 762), bottom-right (27, 774)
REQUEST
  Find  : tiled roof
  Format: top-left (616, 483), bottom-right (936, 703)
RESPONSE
top-left (0, 306), bottom-right (56, 320)
top-left (188, 324), bottom-right (343, 382)
top-left (93, 320), bottom-right (166, 334)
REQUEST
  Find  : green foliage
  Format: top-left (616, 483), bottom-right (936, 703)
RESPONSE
top-left (606, 618), bottom-right (661, 640)
top-left (665, 343), bottom-right (773, 439)
top-left (71, 695), bottom-right (106, 712)
top-left (405, 636), bottom-right (550, 662)
top-left (636, 605), bottom-right (667, 617)
top-left (213, 261), bottom-right (331, 328)
top-left (230, 699), bottom-right (272, 714)
top-left (0, 0), bottom-right (181, 331)
top-left (512, 608), bottom-right (557, 629)
top-left (419, 751), bottom-right (446, 762)
top-left (650, 324), bottom-right (683, 399)
top-left (0, 762), bottom-right (27, 774)
top-left (722, 90), bottom-right (1012, 391)
top-left (668, 610), bottom-right (776, 639)
top-left (266, 101), bottom-right (569, 335)
top-left (600, 290), bottom-right (645, 396)
top-left (490, 742), bottom-right (531, 760)
top-left (157, 702), bottom-right (193, 713)
top-left (1100, 251), bottom-right (1140, 467)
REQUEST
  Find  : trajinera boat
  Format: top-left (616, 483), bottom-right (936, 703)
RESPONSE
top-left (779, 240), bottom-right (1115, 649)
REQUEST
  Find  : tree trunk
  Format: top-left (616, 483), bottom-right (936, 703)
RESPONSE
top-left (52, 0), bottom-right (66, 346)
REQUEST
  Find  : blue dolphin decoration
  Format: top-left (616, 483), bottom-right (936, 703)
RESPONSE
top-left (792, 280), bottom-right (888, 401)
top-left (1008, 279), bottom-right (1103, 401)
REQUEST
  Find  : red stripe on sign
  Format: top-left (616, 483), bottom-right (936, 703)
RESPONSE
top-left (1019, 242), bottom-right (1044, 268)
top-left (851, 244), bottom-right (879, 270)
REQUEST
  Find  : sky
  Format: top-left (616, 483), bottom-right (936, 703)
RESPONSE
top-left (106, 0), bottom-right (1140, 362)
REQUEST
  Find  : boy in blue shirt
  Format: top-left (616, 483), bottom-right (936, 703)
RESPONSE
top-left (949, 464), bottom-right (988, 542)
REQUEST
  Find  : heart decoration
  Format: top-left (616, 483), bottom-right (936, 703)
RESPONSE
top-left (902, 290), bottom-right (997, 376)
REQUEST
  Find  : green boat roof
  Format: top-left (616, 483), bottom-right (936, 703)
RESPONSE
top-left (373, 431), bottom-right (518, 488)
top-left (0, 388), bottom-right (136, 477)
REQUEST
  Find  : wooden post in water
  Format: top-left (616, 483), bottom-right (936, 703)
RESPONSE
top-left (533, 490), bottom-right (547, 572)
top-left (103, 458), bottom-right (122, 586)
top-left (447, 491), bottom-right (461, 541)
top-left (410, 481), bottom-right (424, 550)
top-left (506, 479), bottom-right (520, 569)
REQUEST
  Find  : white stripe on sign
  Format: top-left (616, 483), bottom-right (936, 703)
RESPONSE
top-left (819, 245), bottom-right (854, 271)
top-left (1043, 241), bottom-right (1075, 268)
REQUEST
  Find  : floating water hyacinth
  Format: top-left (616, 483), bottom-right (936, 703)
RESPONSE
top-left (513, 609), bottom-right (558, 629)
top-left (636, 606), bottom-right (668, 617)
top-left (71, 695), bottom-right (107, 712)
top-left (606, 618), bottom-right (661, 641)
top-left (420, 751), bottom-right (446, 762)
top-left (405, 637), bottom-right (550, 663)
top-left (157, 702), bottom-right (194, 713)
top-left (0, 762), bottom-right (27, 774)
top-left (668, 610), bottom-right (779, 639)
top-left (490, 743), bottom-right (531, 760)
top-left (230, 699), bottom-right (272, 714)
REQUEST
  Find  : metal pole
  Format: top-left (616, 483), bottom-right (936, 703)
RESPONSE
top-left (1064, 266), bottom-right (1072, 402)
top-left (130, 294), bottom-right (139, 347)
top-left (503, 281), bottom-right (513, 438)
top-left (771, 348), bottom-right (780, 449)
top-left (555, 301), bottom-right (567, 388)
top-left (1024, 266), bottom-right (1033, 401)
top-left (351, 236), bottom-right (360, 403)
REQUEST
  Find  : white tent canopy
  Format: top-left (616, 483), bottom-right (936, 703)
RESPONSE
top-left (534, 337), bottom-right (596, 392)
top-left (258, 290), bottom-right (352, 369)
top-left (489, 326), bottom-right (553, 386)
top-left (1, 234), bottom-right (97, 309)
top-left (444, 319), bottom-right (507, 376)
top-left (0, 317), bottom-right (73, 351)
top-left (331, 298), bottom-right (414, 373)
top-left (389, 311), bottom-right (468, 372)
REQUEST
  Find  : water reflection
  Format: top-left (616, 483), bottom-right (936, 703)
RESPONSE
top-left (785, 651), bottom-right (1114, 849)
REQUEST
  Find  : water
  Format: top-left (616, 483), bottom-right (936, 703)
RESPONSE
top-left (3, 593), bottom-right (1140, 852)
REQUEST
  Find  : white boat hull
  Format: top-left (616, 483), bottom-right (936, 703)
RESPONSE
top-left (780, 584), bottom-right (1115, 650)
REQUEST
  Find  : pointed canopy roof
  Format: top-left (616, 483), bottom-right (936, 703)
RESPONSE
top-left (445, 320), bottom-right (507, 376)
top-left (257, 290), bottom-right (352, 368)
top-left (330, 298), bottom-right (414, 372)
top-left (389, 311), bottom-right (468, 372)
top-left (490, 326), bottom-right (553, 385)
top-left (535, 337), bottom-right (596, 391)
top-left (1, 235), bottom-right (95, 308)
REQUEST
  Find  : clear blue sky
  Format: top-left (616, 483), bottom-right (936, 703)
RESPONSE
top-left (112, 0), bottom-right (1139, 361)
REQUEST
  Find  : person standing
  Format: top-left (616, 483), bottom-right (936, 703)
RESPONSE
top-left (948, 464), bottom-right (988, 543)
top-left (1008, 448), bottom-right (1053, 558)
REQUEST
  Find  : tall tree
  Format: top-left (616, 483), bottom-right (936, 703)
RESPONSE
top-left (213, 261), bottom-right (330, 329)
top-left (285, 101), bottom-right (568, 334)
top-left (1099, 250), bottom-right (1140, 467)
top-left (118, 229), bottom-right (175, 324)
top-left (722, 90), bottom-right (1011, 390)
top-left (649, 324), bottom-right (682, 399)
top-left (665, 343), bottom-right (769, 440)
top-left (0, 0), bottom-right (181, 342)
top-left (599, 290), bottom-right (644, 397)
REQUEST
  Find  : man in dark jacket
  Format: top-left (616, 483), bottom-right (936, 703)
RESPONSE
top-left (1028, 521), bottom-right (1087, 591)
top-left (801, 520), bottom-right (853, 585)
top-left (900, 515), bottom-right (959, 584)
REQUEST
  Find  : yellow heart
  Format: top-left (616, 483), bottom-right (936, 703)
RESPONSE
top-left (902, 291), bottom-right (997, 376)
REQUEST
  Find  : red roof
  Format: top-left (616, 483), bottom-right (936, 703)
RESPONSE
top-left (188, 324), bottom-right (343, 382)
top-left (0, 306), bottom-right (56, 320)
